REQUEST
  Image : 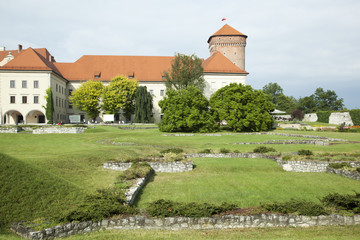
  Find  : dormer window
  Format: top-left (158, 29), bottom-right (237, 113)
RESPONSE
top-left (162, 76), bottom-right (166, 80)
top-left (94, 71), bottom-right (101, 79)
top-left (128, 72), bottom-right (135, 79)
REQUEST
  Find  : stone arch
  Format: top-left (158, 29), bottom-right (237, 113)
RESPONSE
top-left (26, 110), bottom-right (46, 124)
top-left (3, 110), bottom-right (24, 124)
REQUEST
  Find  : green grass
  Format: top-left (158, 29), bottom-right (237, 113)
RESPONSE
top-left (1, 126), bottom-right (360, 238)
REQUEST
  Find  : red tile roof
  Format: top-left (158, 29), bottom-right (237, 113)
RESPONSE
top-left (0, 50), bottom-right (20, 61)
top-left (0, 47), bottom-right (63, 77)
top-left (208, 24), bottom-right (247, 43)
top-left (202, 52), bottom-right (248, 74)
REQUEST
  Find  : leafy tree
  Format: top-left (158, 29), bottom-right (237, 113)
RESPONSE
top-left (276, 94), bottom-right (298, 113)
top-left (313, 87), bottom-right (344, 111)
top-left (163, 53), bottom-right (205, 92)
top-left (158, 87), bottom-right (218, 133)
top-left (102, 76), bottom-right (139, 118)
top-left (43, 88), bottom-right (54, 124)
top-left (291, 109), bottom-right (305, 121)
top-left (262, 82), bottom-right (283, 105)
top-left (70, 80), bottom-right (104, 120)
top-left (297, 95), bottom-right (317, 113)
top-left (134, 86), bottom-right (153, 123)
top-left (210, 83), bottom-right (275, 132)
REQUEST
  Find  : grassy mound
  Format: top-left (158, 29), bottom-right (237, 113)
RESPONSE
top-left (0, 153), bottom-right (84, 228)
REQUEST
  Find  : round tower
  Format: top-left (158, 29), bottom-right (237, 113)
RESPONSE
top-left (207, 24), bottom-right (247, 70)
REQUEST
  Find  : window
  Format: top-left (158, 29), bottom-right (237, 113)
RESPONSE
top-left (10, 96), bottom-right (15, 104)
top-left (56, 97), bottom-right (58, 107)
top-left (56, 84), bottom-right (58, 92)
top-left (22, 96), bottom-right (27, 104)
top-left (160, 90), bottom-right (165, 96)
top-left (149, 89), bottom-right (154, 95)
top-left (33, 80), bottom-right (39, 88)
top-left (10, 80), bottom-right (15, 88)
top-left (34, 96), bottom-right (39, 104)
top-left (62, 99), bottom-right (64, 108)
top-left (69, 101), bottom-right (73, 109)
top-left (62, 86), bottom-right (64, 95)
top-left (162, 76), bottom-right (166, 80)
top-left (68, 89), bottom-right (73, 96)
top-left (22, 80), bottom-right (27, 88)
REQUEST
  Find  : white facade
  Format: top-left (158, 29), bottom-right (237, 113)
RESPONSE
top-left (203, 73), bottom-right (247, 99)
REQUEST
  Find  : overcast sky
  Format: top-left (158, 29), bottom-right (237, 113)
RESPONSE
top-left (2, 0), bottom-right (359, 109)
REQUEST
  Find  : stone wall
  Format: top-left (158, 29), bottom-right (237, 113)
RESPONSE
top-left (278, 160), bottom-right (360, 173)
top-left (0, 127), bottom-right (18, 133)
top-left (326, 167), bottom-right (360, 180)
top-left (125, 171), bottom-right (153, 205)
top-left (32, 127), bottom-right (84, 134)
top-left (233, 140), bottom-right (329, 146)
top-left (186, 153), bottom-right (280, 161)
top-left (329, 112), bottom-right (354, 126)
top-left (103, 161), bottom-right (194, 173)
top-left (11, 214), bottom-right (360, 239)
top-left (303, 113), bottom-right (318, 122)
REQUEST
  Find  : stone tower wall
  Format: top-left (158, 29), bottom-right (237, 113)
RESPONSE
top-left (208, 35), bottom-right (247, 70)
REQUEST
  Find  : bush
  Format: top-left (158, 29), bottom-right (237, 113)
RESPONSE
top-left (233, 150), bottom-right (241, 153)
top-left (163, 152), bottom-right (184, 162)
top-left (261, 199), bottom-right (328, 216)
top-left (59, 188), bottom-right (138, 222)
top-left (253, 146), bottom-right (276, 153)
top-left (349, 109), bottom-right (360, 126)
top-left (317, 111), bottom-right (332, 123)
top-left (199, 149), bottom-right (212, 153)
top-left (321, 193), bottom-right (360, 213)
top-left (328, 162), bottom-right (352, 169)
top-left (219, 148), bottom-right (231, 154)
top-left (146, 199), bottom-right (237, 217)
top-left (282, 155), bottom-right (293, 161)
top-left (357, 167), bottom-right (360, 173)
top-left (291, 109), bottom-right (304, 121)
top-left (160, 148), bottom-right (184, 155)
top-left (298, 149), bottom-right (313, 156)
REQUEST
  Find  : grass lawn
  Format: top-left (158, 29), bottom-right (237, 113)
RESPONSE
top-left (1, 125), bottom-right (360, 239)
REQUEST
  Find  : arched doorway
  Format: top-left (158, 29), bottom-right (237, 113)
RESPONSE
top-left (26, 110), bottom-right (46, 124)
top-left (4, 110), bottom-right (24, 124)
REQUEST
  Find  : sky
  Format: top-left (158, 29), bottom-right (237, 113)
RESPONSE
top-left (2, 0), bottom-right (360, 109)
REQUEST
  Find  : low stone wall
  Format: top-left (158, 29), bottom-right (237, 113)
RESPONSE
top-left (326, 167), bottom-right (360, 180)
top-left (303, 113), bottom-right (318, 122)
top-left (125, 171), bottom-right (153, 205)
top-left (32, 127), bottom-right (84, 134)
top-left (0, 127), bottom-right (18, 133)
top-left (186, 153), bottom-right (280, 161)
top-left (12, 214), bottom-right (360, 239)
top-left (278, 161), bottom-right (360, 173)
top-left (103, 161), bottom-right (194, 173)
top-left (329, 112), bottom-right (354, 126)
top-left (233, 140), bottom-right (329, 146)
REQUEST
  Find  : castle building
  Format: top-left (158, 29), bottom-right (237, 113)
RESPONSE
top-left (0, 24), bottom-right (248, 124)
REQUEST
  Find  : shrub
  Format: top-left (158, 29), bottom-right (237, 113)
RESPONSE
top-left (298, 149), bottom-right (313, 156)
top-left (317, 111), bottom-right (332, 123)
top-left (219, 148), bottom-right (231, 154)
top-left (291, 109), bottom-right (304, 121)
top-left (199, 149), bottom-right (212, 153)
top-left (146, 199), bottom-right (237, 218)
top-left (349, 109), bottom-right (360, 126)
top-left (233, 150), bottom-right (241, 153)
top-left (282, 155), bottom-right (293, 161)
top-left (163, 152), bottom-right (184, 162)
top-left (160, 148), bottom-right (184, 155)
top-left (357, 167), bottom-right (360, 173)
top-left (321, 193), bottom-right (360, 213)
top-left (328, 162), bottom-right (352, 169)
top-left (59, 188), bottom-right (138, 222)
top-left (253, 146), bottom-right (276, 153)
top-left (261, 199), bottom-right (328, 216)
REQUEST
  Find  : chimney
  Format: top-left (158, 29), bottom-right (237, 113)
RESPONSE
top-left (0, 46), bottom-right (5, 51)
top-left (18, 44), bottom-right (22, 53)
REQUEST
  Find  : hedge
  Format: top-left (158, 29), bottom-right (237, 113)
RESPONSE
top-left (350, 109), bottom-right (360, 126)
top-left (317, 111), bottom-right (332, 123)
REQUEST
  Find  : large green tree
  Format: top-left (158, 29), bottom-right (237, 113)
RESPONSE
top-left (163, 53), bottom-right (205, 92)
top-left (134, 86), bottom-right (153, 123)
top-left (70, 80), bottom-right (104, 120)
top-left (262, 82), bottom-right (284, 106)
top-left (158, 87), bottom-right (218, 133)
top-left (210, 83), bottom-right (275, 132)
top-left (102, 76), bottom-right (139, 118)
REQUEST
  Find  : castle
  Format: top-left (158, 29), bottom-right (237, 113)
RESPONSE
top-left (0, 24), bottom-right (248, 124)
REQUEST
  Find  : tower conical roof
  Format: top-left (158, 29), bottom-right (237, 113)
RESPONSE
top-left (207, 24), bottom-right (247, 43)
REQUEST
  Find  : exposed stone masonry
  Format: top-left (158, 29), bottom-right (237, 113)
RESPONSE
top-left (103, 161), bottom-right (194, 173)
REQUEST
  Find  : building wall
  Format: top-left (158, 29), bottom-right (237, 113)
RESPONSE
top-left (203, 73), bottom-right (247, 99)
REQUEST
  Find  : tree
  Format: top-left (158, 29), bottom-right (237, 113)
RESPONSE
top-left (163, 53), bottom-right (205, 92)
top-left (276, 94), bottom-right (298, 113)
top-left (210, 83), bottom-right (275, 132)
top-left (262, 82), bottom-right (283, 105)
top-left (158, 87), bottom-right (218, 133)
top-left (43, 88), bottom-right (54, 124)
top-left (313, 87), bottom-right (344, 111)
top-left (134, 86), bottom-right (153, 123)
top-left (102, 76), bottom-right (138, 119)
top-left (70, 80), bottom-right (104, 120)
top-left (297, 95), bottom-right (317, 113)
